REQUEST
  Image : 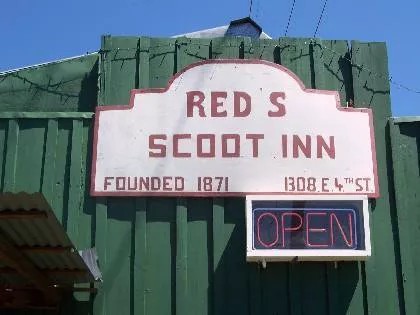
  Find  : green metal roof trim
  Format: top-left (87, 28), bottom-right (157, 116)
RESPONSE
top-left (0, 54), bottom-right (99, 112)
top-left (391, 116), bottom-right (420, 124)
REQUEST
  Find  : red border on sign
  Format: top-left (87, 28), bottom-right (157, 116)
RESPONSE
top-left (90, 59), bottom-right (379, 198)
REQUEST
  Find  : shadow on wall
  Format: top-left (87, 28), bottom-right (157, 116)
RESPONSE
top-left (60, 293), bottom-right (96, 315)
top-left (398, 122), bottom-right (420, 177)
top-left (209, 198), bottom-right (361, 315)
top-left (78, 59), bottom-right (99, 112)
top-left (63, 196), bottom-right (361, 315)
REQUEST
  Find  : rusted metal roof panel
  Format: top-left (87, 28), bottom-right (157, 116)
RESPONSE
top-left (0, 192), bottom-right (95, 285)
top-left (0, 192), bottom-right (73, 247)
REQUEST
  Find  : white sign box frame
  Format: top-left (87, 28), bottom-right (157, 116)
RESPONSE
top-left (91, 59), bottom-right (378, 197)
top-left (246, 195), bottom-right (371, 262)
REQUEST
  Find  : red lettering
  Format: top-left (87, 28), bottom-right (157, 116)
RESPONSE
top-left (281, 134), bottom-right (288, 158)
top-left (197, 134), bottom-right (215, 157)
top-left (211, 91), bottom-right (228, 117)
top-left (233, 91), bottom-right (251, 117)
top-left (330, 213), bottom-right (354, 247)
top-left (363, 178), bottom-right (370, 191)
top-left (139, 177), bottom-right (149, 190)
top-left (221, 134), bottom-right (240, 157)
top-left (151, 177), bottom-right (161, 191)
top-left (268, 92), bottom-right (286, 117)
top-left (322, 178), bottom-right (329, 192)
top-left (104, 177), bottom-right (114, 190)
top-left (355, 178), bottom-right (370, 192)
top-left (127, 177), bottom-right (137, 190)
top-left (257, 213), bottom-right (279, 248)
top-left (173, 134), bottom-right (191, 158)
top-left (175, 177), bottom-right (185, 191)
top-left (149, 134), bottom-right (167, 157)
top-left (306, 212), bottom-right (328, 247)
top-left (356, 178), bottom-right (364, 192)
top-left (317, 135), bottom-right (335, 159)
top-left (246, 134), bottom-right (264, 157)
top-left (162, 176), bottom-right (172, 191)
top-left (281, 212), bottom-right (303, 247)
top-left (293, 135), bottom-right (311, 158)
top-left (186, 91), bottom-right (205, 117)
top-left (116, 177), bottom-right (126, 190)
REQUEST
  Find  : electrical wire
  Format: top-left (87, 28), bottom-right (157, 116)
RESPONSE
top-left (313, 0), bottom-right (329, 37)
top-left (249, 0), bottom-right (253, 17)
top-left (284, 0), bottom-right (297, 36)
top-left (10, 37), bottom-right (409, 97)
top-left (311, 39), bottom-right (420, 94)
top-left (96, 41), bottom-right (420, 95)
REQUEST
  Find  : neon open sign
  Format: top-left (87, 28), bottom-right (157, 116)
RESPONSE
top-left (253, 208), bottom-right (359, 250)
top-left (246, 196), bottom-right (371, 261)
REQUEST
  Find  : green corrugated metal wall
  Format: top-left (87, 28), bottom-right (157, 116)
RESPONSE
top-left (390, 119), bottom-right (420, 315)
top-left (0, 35), bottom-right (417, 314)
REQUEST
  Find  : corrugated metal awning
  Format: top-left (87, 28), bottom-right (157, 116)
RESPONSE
top-left (0, 192), bottom-right (98, 310)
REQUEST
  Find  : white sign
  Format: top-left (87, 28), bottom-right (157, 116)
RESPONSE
top-left (91, 60), bottom-right (379, 197)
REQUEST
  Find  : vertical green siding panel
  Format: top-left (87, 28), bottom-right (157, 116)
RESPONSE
top-left (146, 198), bottom-right (176, 315)
top-left (97, 35), bottom-right (140, 315)
top-left (104, 198), bottom-right (136, 315)
top-left (211, 37), bottom-right (242, 59)
top-left (209, 38), bottom-right (243, 315)
top-left (176, 198), bottom-right (188, 315)
top-left (101, 36), bottom-right (139, 105)
top-left (243, 38), bottom-right (279, 62)
top-left (311, 39), bottom-right (366, 315)
top-left (14, 119), bottom-right (46, 192)
top-left (247, 263), bottom-right (261, 315)
top-left (298, 39), bottom-right (367, 315)
top-left (390, 121), bottom-right (420, 315)
top-left (351, 41), bottom-right (401, 315)
top-left (176, 38), bottom-right (211, 69)
top-left (259, 260), bottom-right (288, 315)
top-left (53, 119), bottom-right (72, 224)
top-left (98, 37), bottom-right (108, 106)
top-left (243, 38), bottom-right (289, 315)
top-left (138, 37), bottom-right (150, 90)
top-left (312, 39), bottom-right (353, 106)
top-left (93, 198), bottom-right (108, 315)
top-left (278, 38), bottom-right (312, 85)
top-left (287, 263), bottom-right (302, 315)
top-left (300, 263), bottom-right (328, 314)
top-left (74, 119), bottom-right (93, 249)
top-left (148, 38), bottom-right (176, 88)
top-left (174, 38), bottom-right (211, 315)
top-left (67, 119), bottom-right (84, 242)
top-left (134, 198), bottom-right (147, 315)
top-left (186, 198), bottom-right (212, 315)
top-left (212, 197), bottom-right (225, 315)
top-left (3, 119), bottom-right (19, 192)
top-left (278, 38), bottom-right (311, 315)
top-left (327, 262), bottom-right (366, 315)
top-left (223, 198), bottom-right (248, 315)
top-left (134, 37), bottom-right (149, 315)
top-left (0, 120), bottom-right (7, 191)
top-left (138, 38), bottom-right (178, 315)
top-left (41, 119), bottom-right (58, 205)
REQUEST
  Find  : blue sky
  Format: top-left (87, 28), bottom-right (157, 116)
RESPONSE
top-left (1, 0), bottom-right (419, 116)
